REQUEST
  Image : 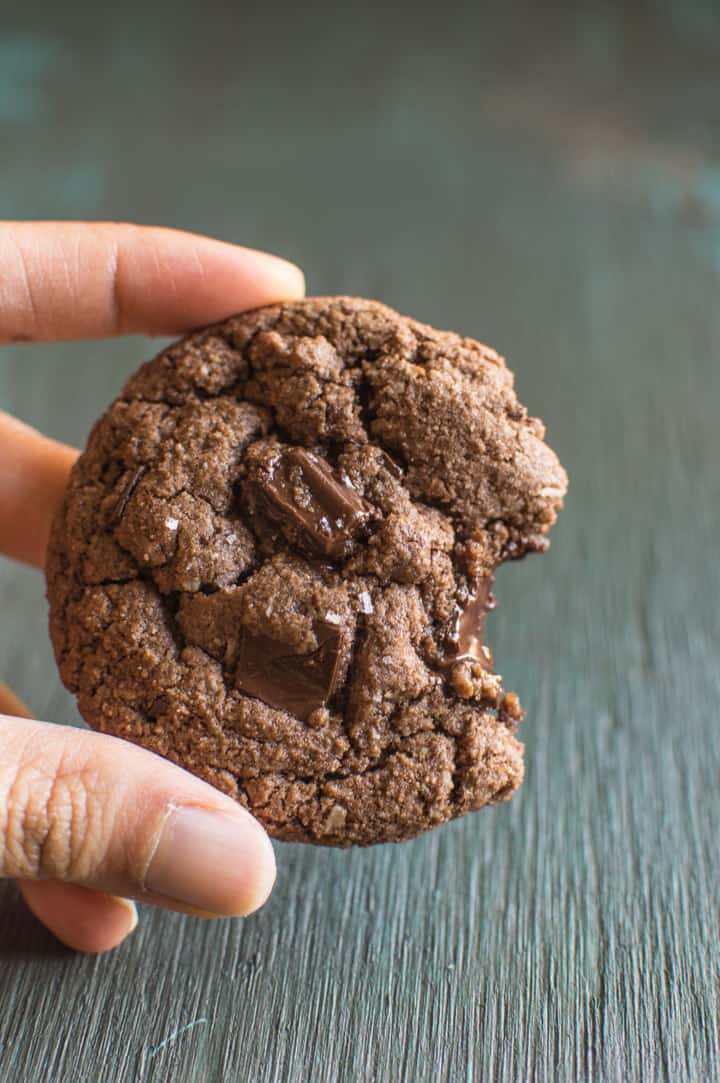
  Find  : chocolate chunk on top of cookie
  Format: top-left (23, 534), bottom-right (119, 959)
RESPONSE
top-left (243, 442), bottom-right (374, 561)
top-left (46, 297), bottom-right (567, 846)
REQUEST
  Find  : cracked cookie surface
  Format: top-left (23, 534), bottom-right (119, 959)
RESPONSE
top-left (46, 297), bottom-right (567, 846)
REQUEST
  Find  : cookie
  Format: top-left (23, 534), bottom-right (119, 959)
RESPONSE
top-left (46, 297), bottom-right (567, 846)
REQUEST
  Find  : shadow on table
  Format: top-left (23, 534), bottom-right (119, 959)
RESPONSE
top-left (0, 882), bottom-right (69, 960)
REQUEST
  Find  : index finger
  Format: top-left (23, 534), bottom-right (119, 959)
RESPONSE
top-left (0, 222), bottom-right (305, 344)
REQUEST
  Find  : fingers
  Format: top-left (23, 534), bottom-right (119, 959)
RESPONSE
top-left (0, 411), bottom-right (77, 568)
top-left (0, 714), bottom-right (276, 916)
top-left (17, 881), bottom-right (138, 953)
top-left (0, 222), bottom-right (305, 344)
top-left (0, 681), bottom-right (139, 951)
top-left (0, 681), bottom-right (33, 719)
top-left (0, 221), bottom-right (288, 945)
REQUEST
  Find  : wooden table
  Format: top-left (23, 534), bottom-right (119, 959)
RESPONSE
top-left (1, 3), bottom-right (718, 1079)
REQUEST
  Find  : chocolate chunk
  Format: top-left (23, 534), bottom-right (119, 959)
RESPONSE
top-left (110, 465), bottom-right (147, 525)
top-left (245, 446), bottom-right (373, 560)
top-left (445, 574), bottom-right (495, 671)
top-left (379, 449), bottom-right (403, 478)
top-left (235, 618), bottom-right (347, 720)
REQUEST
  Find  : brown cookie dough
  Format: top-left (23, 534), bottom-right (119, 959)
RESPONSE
top-left (46, 297), bottom-right (567, 846)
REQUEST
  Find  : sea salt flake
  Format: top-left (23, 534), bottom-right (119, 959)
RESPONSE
top-left (358, 591), bottom-right (374, 614)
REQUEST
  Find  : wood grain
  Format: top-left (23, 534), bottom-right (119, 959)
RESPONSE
top-left (1, 2), bottom-right (719, 1080)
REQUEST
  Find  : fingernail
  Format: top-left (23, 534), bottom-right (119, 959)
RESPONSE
top-left (116, 896), bottom-right (139, 934)
top-left (260, 252), bottom-right (306, 297)
top-left (145, 806), bottom-right (276, 916)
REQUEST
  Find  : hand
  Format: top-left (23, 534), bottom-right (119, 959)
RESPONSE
top-left (0, 222), bottom-right (305, 952)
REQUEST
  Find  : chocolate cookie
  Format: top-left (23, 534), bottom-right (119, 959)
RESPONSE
top-left (46, 298), bottom-right (567, 846)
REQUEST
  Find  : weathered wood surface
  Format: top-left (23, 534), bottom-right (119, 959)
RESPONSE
top-left (1, 3), bottom-right (719, 1080)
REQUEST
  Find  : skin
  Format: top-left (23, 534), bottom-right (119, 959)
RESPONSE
top-left (0, 222), bottom-right (306, 953)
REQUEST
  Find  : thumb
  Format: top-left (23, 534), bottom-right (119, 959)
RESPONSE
top-left (0, 715), bottom-right (276, 916)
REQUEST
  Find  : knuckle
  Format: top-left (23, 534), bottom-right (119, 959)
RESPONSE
top-left (1, 751), bottom-right (108, 880)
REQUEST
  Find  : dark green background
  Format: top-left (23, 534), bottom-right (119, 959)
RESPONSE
top-left (1, 2), bottom-right (719, 1080)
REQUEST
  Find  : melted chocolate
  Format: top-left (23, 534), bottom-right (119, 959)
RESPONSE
top-left (246, 447), bottom-right (372, 560)
top-left (235, 618), bottom-right (347, 720)
top-left (445, 574), bottom-right (495, 671)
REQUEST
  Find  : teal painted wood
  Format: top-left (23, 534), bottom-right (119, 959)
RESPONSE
top-left (1, 3), bottom-right (719, 1080)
